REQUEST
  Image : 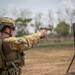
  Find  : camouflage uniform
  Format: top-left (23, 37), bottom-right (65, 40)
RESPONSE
top-left (3, 33), bottom-right (40, 51)
top-left (0, 17), bottom-right (40, 75)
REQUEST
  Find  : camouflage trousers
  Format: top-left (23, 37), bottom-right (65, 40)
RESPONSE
top-left (0, 68), bottom-right (21, 75)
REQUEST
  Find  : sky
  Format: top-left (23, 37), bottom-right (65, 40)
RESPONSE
top-left (0, 0), bottom-right (75, 33)
top-left (0, 0), bottom-right (75, 16)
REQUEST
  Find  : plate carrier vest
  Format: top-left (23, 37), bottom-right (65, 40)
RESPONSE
top-left (0, 37), bottom-right (25, 75)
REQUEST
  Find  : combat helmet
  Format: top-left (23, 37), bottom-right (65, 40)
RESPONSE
top-left (0, 17), bottom-right (16, 31)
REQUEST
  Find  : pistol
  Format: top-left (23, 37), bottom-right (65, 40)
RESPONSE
top-left (40, 27), bottom-right (52, 31)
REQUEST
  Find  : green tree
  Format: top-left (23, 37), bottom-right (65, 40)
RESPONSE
top-left (15, 18), bottom-right (32, 36)
top-left (55, 21), bottom-right (70, 36)
top-left (34, 12), bottom-right (43, 33)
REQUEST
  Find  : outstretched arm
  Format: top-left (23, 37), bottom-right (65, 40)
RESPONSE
top-left (3, 30), bottom-right (47, 51)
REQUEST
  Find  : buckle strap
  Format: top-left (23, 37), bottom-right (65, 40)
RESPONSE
top-left (7, 62), bottom-right (21, 75)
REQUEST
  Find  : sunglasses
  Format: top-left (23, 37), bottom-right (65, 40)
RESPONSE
top-left (11, 27), bottom-right (15, 30)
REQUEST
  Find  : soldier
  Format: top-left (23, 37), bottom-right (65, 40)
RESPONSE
top-left (0, 17), bottom-right (47, 75)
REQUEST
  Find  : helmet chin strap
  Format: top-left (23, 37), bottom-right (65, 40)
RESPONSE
top-left (3, 28), bottom-right (12, 37)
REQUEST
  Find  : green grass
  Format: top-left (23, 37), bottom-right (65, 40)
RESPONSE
top-left (37, 41), bottom-right (74, 46)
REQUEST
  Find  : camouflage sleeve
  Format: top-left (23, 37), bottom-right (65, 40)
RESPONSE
top-left (4, 33), bottom-right (40, 51)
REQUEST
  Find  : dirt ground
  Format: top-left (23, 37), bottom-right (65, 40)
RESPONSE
top-left (21, 45), bottom-right (75, 75)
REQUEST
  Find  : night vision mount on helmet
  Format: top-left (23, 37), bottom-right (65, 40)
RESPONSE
top-left (0, 17), bottom-right (16, 31)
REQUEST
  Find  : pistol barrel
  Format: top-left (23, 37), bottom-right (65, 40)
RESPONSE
top-left (40, 27), bottom-right (52, 31)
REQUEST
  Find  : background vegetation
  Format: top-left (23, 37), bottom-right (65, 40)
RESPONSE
top-left (0, 8), bottom-right (75, 37)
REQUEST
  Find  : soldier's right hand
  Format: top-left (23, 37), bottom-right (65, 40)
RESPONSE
top-left (38, 30), bottom-right (47, 38)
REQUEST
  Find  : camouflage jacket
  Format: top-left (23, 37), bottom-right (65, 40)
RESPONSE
top-left (1, 33), bottom-right (40, 51)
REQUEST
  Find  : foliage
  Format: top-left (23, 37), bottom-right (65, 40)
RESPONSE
top-left (54, 21), bottom-right (70, 36)
top-left (15, 18), bottom-right (32, 36)
top-left (16, 18), bottom-right (32, 23)
top-left (15, 31), bottom-right (26, 37)
top-left (34, 12), bottom-right (43, 33)
top-left (34, 22), bottom-right (43, 32)
top-left (37, 41), bottom-right (73, 46)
